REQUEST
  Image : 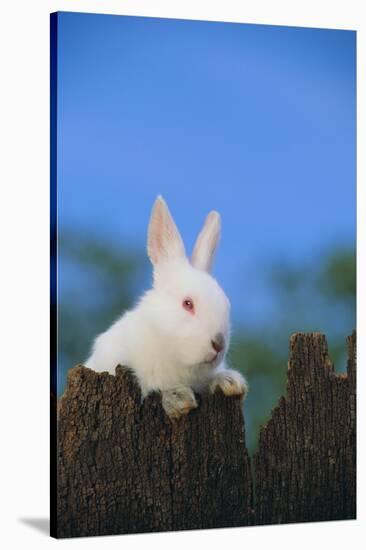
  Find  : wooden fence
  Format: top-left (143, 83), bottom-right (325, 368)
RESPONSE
top-left (53, 331), bottom-right (356, 538)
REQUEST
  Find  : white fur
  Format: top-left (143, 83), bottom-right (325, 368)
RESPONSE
top-left (85, 196), bottom-right (247, 411)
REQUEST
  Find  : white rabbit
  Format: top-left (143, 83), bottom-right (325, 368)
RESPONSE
top-left (85, 196), bottom-right (248, 419)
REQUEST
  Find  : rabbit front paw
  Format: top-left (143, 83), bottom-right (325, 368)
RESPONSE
top-left (161, 386), bottom-right (198, 420)
top-left (209, 370), bottom-right (248, 399)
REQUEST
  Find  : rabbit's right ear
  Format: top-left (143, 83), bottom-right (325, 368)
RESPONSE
top-left (191, 211), bottom-right (221, 272)
top-left (147, 196), bottom-right (186, 266)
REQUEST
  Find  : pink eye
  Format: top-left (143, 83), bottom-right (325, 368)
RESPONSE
top-left (182, 298), bottom-right (195, 314)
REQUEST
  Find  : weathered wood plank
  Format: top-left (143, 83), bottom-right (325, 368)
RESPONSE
top-left (254, 331), bottom-right (356, 524)
top-left (55, 332), bottom-right (356, 537)
top-left (56, 366), bottom-right (252, 538)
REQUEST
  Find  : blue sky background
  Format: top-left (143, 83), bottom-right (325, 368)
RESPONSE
top-left (57, 11), bottom-right (355, 366)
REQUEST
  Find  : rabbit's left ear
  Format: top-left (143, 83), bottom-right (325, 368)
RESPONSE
top-left (191, 211), bottom-right (221, 272)
top-left (147, 196), bottom-right (186, 266)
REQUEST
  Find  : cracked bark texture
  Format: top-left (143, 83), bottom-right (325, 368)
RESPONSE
top-left (55, 332), bottom-right (356, 538)
top-left (254, 331), bottom-right (356, 525)
top-left (56, 366), bottom-right (252, 538)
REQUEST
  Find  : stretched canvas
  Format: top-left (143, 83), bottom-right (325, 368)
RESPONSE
top-left (50, 11), bottom-right (356, 538)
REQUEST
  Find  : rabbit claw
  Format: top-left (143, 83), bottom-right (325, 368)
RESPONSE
top-left (209, 370), bottom-right (248, 399)
top-left (162, 386), bottom-right (198, 420)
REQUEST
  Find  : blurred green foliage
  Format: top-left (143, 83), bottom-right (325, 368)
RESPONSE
top-left (58, 230), bottom-right (146, 390)
top-left (58, 233), bottom-right (356, 454)
top-left (229, 246), bottom-right (356, 452)
top-left (318, 248), bottom-right (356, 301)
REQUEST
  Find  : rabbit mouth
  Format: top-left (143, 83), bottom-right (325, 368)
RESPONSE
top-left (202, 352), bottom-right (220, 366)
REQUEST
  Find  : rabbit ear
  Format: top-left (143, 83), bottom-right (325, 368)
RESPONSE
top-left (191, 211), bottom-right (221, 272)
top-left (147, 196), bottom-right (186, 266)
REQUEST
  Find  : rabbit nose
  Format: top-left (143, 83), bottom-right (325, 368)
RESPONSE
top-left (211, 333), bottom-right (225, 354)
